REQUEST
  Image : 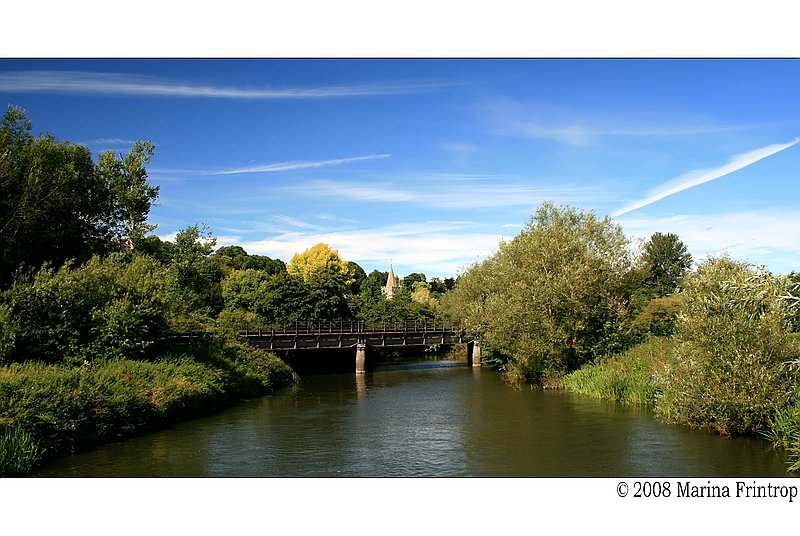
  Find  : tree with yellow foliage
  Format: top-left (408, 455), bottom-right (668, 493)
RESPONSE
top-left (287, 243), bottom-right (350, 283)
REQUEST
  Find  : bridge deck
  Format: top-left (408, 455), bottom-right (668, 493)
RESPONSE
top-left (171, 320), bottom-right (473, 350)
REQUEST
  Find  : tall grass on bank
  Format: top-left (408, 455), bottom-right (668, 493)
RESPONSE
top-left (0, 426), bottom-right (40, 477)
top-left (563, 337), bottom-right (674, 405)
top-left (0, 338), bottom-right (297, 472)
top-left (766, 401), bottom-right (800, 473)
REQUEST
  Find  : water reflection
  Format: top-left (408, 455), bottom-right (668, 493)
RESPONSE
top-left (36, 357), bottom-right (791, 477)
top-left (355, 372), bottom-right (366, 400)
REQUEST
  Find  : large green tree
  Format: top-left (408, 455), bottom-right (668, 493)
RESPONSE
top-left (0, 105), bottom-right (160, 285)
top-left (169, 224), bottom-right (222, 316)
top-left (96, 141), bottom-right (159, 250)
top-left (443, 202), bottom-right (632, 383)
top-left (213, 245), bottom-right (285, 275)
top-left (1, 106), bottom-right (102, 283)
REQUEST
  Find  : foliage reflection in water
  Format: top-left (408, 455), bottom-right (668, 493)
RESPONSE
top-left (37, 357), bottom-right (790, 477)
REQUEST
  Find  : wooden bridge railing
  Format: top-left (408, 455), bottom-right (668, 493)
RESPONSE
top-left (237, 319), bottom-right (462, 336)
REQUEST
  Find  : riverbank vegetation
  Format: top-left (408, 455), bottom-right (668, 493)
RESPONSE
top-left (4, 103), bottom-right (799, 474)
top-left (561, 259), bottom-right (800, 470)
top-left (0, 105), bottom-right (447, 476)
top-left (441, 199), bottom-right (800, 471)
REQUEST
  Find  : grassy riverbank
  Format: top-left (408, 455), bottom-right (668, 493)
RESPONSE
top-left (563, 336), bottom-right (673, 405)
top-left (0, 338), bottom-right (297, 476)
top-left (563, 335), bottom-right (800, 473)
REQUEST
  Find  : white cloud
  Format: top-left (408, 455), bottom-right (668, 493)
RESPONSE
top-left (613, 138), bottom-right (800, 217)
top-left (286, 177), bottom-right (607, 210)
top-left (216, 154), bottom-right (391, 175)
top-left (618, 210), bottom-right (800, 274)
top-left (231, 221), bottom-right (509, 277)
top-left (270, 215), bottom-right (326, 231)
top-left (287, 180), bottom-right (417, 203)
top-left (484, 98), bottom-right (748, 146)
top-left (152, 154), bottom-right (390, 176)
top-left (0, 71), bottom-right (442, 99)
top-left (78, 138), bottom-right (139, 147)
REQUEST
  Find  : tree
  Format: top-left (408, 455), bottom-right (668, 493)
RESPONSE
top-left (0, 106), bottom-right (161, 285)
top-left (169, 224), bottom-right (222, 315)
top-left (1, 106), bottom-right (104, 284)
top-left (213, 245), bottom-right (285, 275)
top-left (346, 261), bottom-right (367, 294)
top-left (96, 141), bottom-right (159, 250)
top-left (403, 272), bottom-right (426, 288)
top-left (221, 269), bottom-right (271, 312)
top-left (286, 243), bottom-right (350, 283)
top-left (256, 272), bottom-right (312, 324)
top-left (361, 270), bottom-right (389, 300)
top-left (639, 232), bottom-right (692, 297)
top-left (443, 202), bottom-right (631, 383)
top-left (410, 281), bottom-right (439, 310)
top-left (655, 258), bottom-right (798, 435)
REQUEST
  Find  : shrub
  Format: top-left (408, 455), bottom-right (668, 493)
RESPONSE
top-left (654, 258), bottom-right (799, 436)
top-left (632, 293), bottom-right (684, 337)
top-left (2, 254), bottom-right (181, 365)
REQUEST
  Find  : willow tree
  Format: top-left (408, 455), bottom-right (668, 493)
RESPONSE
top-left (444, 202), bottom-right (631, 383)
top-left (655, 258), bottom-right (799, 436)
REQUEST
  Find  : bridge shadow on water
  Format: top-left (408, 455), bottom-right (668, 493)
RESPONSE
top-left (277, 344), bottom-right (464, 375)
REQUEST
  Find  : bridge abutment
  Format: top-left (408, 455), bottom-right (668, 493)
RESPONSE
top-left (467, 340), bottom-right (482, 367)
top-left (355, 343), bottom-right (367, 374)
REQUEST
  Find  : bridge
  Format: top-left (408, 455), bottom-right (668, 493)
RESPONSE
top-left (172, 320), bottom-right (481, 373)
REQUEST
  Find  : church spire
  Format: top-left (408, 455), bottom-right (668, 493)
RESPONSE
top-left (381, 260), bottom-right (399, 299)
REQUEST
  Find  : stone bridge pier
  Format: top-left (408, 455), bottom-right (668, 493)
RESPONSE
top-left (466, 339), bottom-right (481, 367)
top-left (355, 343), bottom-right (367, 374)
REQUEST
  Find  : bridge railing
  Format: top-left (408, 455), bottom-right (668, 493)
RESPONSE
top-left (237, 319), bottom-right (463, 336)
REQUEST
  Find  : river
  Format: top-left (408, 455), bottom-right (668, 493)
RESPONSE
top-left (36, 356), bottom-right (790, 477)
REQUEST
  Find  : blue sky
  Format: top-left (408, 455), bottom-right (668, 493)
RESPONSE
top-left (1, 59), bottom-right (799, 278)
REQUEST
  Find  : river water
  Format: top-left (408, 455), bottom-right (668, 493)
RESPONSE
top-left (37, 356), bottom-right (790, 477)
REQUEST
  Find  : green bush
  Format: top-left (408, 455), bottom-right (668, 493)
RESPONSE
top-left (766, 401), bottom-right (800, 472)
top-left (654, 258), bottom-right (799, 436)
top-left (2, 253), bottom-right (181, 365)
top-left (632, 293), bottom-right (684, 337)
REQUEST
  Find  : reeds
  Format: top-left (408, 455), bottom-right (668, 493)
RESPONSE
top-left (0, 427), bottom-right (40, 477)
top-left (563, 337), bottom-right (673, 405)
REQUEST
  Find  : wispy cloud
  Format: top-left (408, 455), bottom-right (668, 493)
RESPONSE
top-left (484, 98), bottom-right (759, 146)
top-left (153, 154), bottom-right (390, 176)
top-left (217, 155), bottom-right (391, 175)
top-left (613, 138), bottom-right (800, 217)
top-left (0, 70), bottom-right (443, 99)
top-left (78, 138), bottom-right (139, 147)
top-left (270, 215), bottom-right (327, 231)
top-left (286, 176), bottom-right (607, 209)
